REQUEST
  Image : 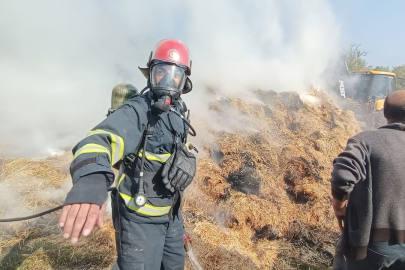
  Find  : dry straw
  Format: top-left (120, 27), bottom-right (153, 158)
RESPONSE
top-left (0, 90), bottom-right (360, 270)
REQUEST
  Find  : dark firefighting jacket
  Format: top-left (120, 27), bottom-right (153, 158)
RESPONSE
top-left (64, 92), bottom-right (188, 223)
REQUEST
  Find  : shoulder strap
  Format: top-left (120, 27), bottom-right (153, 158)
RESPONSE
top-left (122, 125), bottom-right (151, 167)
top-left (123, 93), bottom-right (154, 168)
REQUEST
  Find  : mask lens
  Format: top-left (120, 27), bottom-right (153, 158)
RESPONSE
top-left (151, 63), bottom-right (186, 91)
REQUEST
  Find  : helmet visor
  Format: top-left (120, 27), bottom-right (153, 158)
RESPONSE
top-left (150, 63), bottom-right (186, 93)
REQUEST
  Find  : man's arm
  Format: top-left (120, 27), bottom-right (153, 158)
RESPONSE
top-left (60, 98), bottom-right (148, 243)
top-left (330, 138), bottom-right (368, 230)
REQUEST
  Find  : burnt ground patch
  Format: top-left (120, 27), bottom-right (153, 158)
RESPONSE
top-left (283, 156), bottom-right (323, 204)
top-left (252, 225), bottom-right (279, 242)
top-left (210, 149), bottom-right (225, 165)
top-left (226, 155), bottom-right (261, 196)
top-left (279, 92), bottom-right (303, 112)
top-left (279, 220), bottom-right (338, 268)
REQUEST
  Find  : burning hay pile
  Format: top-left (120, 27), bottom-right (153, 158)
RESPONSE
top-left (182, 89), bottom-right (360, 270)
top-left (0, 89), bottom-right (360, 269)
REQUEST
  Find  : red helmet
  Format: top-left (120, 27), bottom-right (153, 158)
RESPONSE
top-left (153, 39), bottom-right (191, 75)
top-left (139, 39), bottom-right (193, 94)
top-left (139, 39), bottom-right (192, 77)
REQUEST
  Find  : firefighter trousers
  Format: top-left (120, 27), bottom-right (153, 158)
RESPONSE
top-left (111, 190), bottom-right (185, 270)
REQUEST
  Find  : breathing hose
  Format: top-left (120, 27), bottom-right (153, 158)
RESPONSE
top-left (170, 108), bottom-right (196, 137)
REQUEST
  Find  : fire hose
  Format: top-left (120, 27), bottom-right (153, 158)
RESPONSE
top-left (0, 188), bottom-right (204, 270)
top-left (0, 187), bottom-right (113, 222)
top-left (0, 205), bottom-right (64, 222)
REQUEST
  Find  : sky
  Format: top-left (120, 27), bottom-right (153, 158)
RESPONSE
top-left (330, 0), bottom-right (405, 68)
top-left (0, 0), bottom-right (402, 158)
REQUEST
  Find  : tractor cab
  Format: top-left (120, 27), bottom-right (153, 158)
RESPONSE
top-left (344, 70), bottom-right (396, 129)
top-left (351, 70), bottom-right (396, 104)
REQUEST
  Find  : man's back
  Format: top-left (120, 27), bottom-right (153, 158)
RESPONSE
top-left (332, 91), bottom-right (405, 270)
top-left (362, 124), bottom-right (405, 232)
top-left (331, 123), bottom-right (405, 259)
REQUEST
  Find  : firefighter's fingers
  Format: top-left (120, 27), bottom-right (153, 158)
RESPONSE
top-left (59, 204), bottom-right (72, 228)
top-left (162, 176), bottom-right (170, 185)
top-left (62, 204), bottom-right (81, 239)
top-left (70, 203), bottom-right (91, 244)
top-left (165, 182), bottom-right (172, 190)
top-left (161, 160), bottom-right (171, 178)
top-left (175, 172), bottom-right (188, 190)
top-left (168, 166), bottom-right (178, 181)
top-left (82, 204), bottom-right (101, 237)
top-left (96, 201), bottom-right (107, 229)
top-left (180, 175), bottom-right (191, 191)
top-left (171, 169), bottom-right (183, 187)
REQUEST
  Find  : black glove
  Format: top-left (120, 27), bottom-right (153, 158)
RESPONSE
top-left (162, 142), bottom-right (196, 192)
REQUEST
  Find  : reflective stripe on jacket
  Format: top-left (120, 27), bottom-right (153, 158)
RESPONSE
top-left (69, 92), bottom-right (188, 222)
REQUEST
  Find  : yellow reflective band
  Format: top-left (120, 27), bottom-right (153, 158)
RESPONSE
top-left (116, 173), bottom-right (126, 187)
top-left (119, 192), bottom-right (171, 216)
top-left (74, 143), bottom-right (111, 161)
top-left (87, 129), bottom-right (124, 165)
top-left (138, 149), bottom-right (171, 163)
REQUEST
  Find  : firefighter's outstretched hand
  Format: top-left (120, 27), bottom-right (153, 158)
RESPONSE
top-left (59, 201), bottom-right (107, 244)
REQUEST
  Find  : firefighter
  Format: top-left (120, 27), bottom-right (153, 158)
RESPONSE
top-left (59, 39), bottom-right (197, 270)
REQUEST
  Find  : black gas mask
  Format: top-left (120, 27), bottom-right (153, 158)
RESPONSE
top-left (150, 63), bottom-right (187, 113)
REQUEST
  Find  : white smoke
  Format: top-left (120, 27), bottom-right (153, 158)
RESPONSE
top-left (0, 0), bottom-right (341, 158)
top-left (0, 182), bottom-right (31, 218)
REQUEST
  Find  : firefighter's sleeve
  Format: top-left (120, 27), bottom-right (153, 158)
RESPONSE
top-left (64, 98), bottom-right (148, 207)
top-left (330, 138), bottom-right (368, 201)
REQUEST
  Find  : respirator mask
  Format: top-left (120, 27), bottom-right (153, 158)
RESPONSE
top-left (150, 63), bottom-right (186, 113)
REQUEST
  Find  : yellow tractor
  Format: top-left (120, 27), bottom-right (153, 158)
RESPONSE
top-left (342, 70), bottom-right (397, 129)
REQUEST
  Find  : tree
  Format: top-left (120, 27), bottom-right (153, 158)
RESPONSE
top-left (342, 44), bottom-right (369, 72)
top-left (372, 66), bottom-right (391, 72)
top-left (392, 65), bottom-right (405, 90)
top-left (336, 44), bottom-right (405, 92)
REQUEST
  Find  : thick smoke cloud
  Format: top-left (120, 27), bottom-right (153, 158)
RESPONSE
top-left (0, 0), bottom-right (341, 158)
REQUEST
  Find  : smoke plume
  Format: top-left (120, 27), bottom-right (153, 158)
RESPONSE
top-left (0, 0), bottom-right (341, 158)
